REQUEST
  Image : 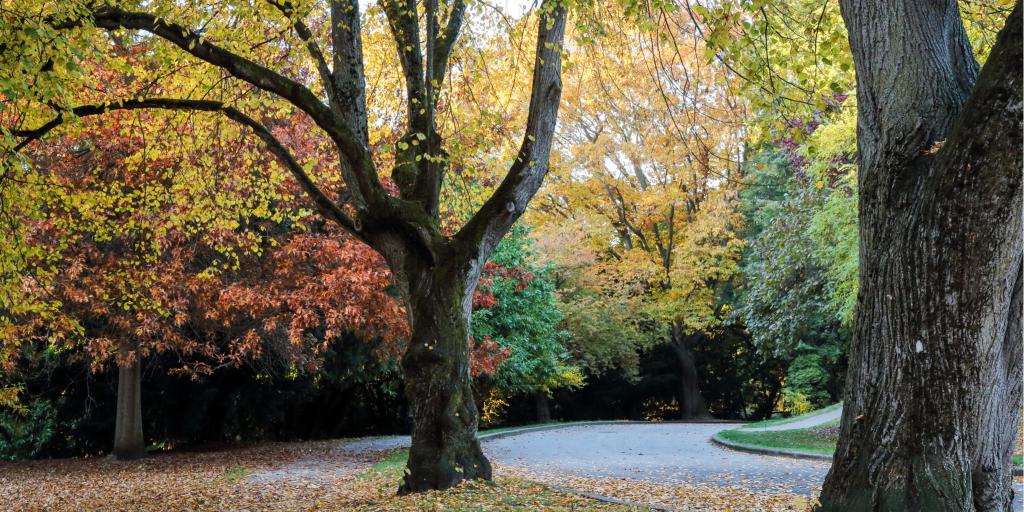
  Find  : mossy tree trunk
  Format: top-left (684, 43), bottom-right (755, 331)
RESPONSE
top-left (819, 3), bottom-right (1022, 510)
top-left (396, 258), bottom-right (491, 493)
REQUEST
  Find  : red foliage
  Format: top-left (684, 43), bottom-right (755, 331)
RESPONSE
top-left (471, 260), bottom-right (536, 311)
top-left (19, 107), bottom-right (409, 377)
top-left (469, 336), bottom-right (510, 377)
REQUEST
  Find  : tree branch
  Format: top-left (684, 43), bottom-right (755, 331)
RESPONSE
top-left (381, 0), bottom-right (426, 128)
top-left (432, 0), bottom-right (465, 87)
top-left (455, 0), bottom-right (568, 262)
top-left (329, 0), bottom-right (370, 146)
top-left (10, 98), bottom-right (362, 238)
top-left (57, 5), bottom-right (382, 208)
top-left (266, 0), bottom-right (337, 111)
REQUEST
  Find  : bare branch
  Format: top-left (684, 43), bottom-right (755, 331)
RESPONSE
top-left (432, 0), bottom-right (466, 87)
top-left (381, 0), bottom-right (426, 125)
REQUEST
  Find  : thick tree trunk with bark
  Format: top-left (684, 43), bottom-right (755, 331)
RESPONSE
top-left (113, 342), bottom-right (145, 460)
top-left (397, 259), bottom-right (491, 494)
top-left (669, 324), bottom-right (710, 419)
top-left (818, 3), bottom-right (1022, 511)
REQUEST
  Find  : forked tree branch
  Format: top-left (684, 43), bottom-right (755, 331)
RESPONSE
top-left (455, 0), bottom-right (568, 263)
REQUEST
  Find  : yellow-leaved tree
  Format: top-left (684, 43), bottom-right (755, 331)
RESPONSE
top-left (532, 5), bottom-right (746, 418)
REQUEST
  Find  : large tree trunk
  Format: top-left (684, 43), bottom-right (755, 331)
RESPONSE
top-left (113, 342), bottom-right (145, 460)
top-left (397, 261), bottom-right (491, 494)
top-left (818, 3), bottom-right (1022, 511)
top-left (669, 324), bottom-right (710, 419)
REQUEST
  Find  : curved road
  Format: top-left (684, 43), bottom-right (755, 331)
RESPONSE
top-left (310, 420), bottom-right (1021, 507)
top-left (485, 423), bottom-right (829, 495)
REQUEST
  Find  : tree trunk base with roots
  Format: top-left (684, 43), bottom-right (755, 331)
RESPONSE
top-left (398, 266), bottom-right (492, 494)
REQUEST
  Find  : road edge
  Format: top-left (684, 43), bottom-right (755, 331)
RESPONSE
top-left (710, 433), bottom-right (1024, 476)
top-left (710, 434), bottom-right (833, 461)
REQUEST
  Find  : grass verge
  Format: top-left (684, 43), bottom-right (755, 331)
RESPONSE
top-left (739, 403), bottom-right (843, 430)
top-left (719, 420), bottom-right (840, 455)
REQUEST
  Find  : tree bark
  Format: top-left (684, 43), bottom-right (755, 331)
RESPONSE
top-left (669, 324), bottom-right (710, 419)
top-left (818, 3), bottom-right (1022, 511)
top-left (397, 259), bottom-right (491, 494)
top-left (535, 392), bottom-right (552, 423)
top-left (113, 342), bottom-right (145, 460)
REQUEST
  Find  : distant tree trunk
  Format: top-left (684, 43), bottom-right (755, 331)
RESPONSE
top-left (113, 342), bottom-right (145, 460)
top-left (669, 324), bottom-right (710, 419)
top-left (535, 392), bottom-right (551, 423)
top-left (396, 259), bottom-right (491, 494)
top-left (752, 376), bottom-right (783, 421)
top-left (819, 3), bottom-right (1022, 511)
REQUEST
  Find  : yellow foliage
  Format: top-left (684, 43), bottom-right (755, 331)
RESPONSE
top-left (642, 398), bottom-right (680, 422)
top-left (0, 384), bottom-right (26, 414)
top-left (480, 388), bottom-right (509, 428)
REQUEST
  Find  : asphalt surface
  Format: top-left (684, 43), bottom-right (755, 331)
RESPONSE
top-left (286, 421), bottom-right (1022, 508)
top-left (485, 423), bottom-right (830, 495)
top-left (745, 407), bottom-right (843, 432)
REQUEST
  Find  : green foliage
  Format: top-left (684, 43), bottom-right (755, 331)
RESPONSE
top-left (734, 143), bottom-right (849, 412)
top-left (555, 286), bottom-right (657, 381)
top-left (0, 398), bottom-right (61, 460)
top-left (472, 226), bottom-right (581, 397)
top-left (782, 352), bottom-right (839, 411)
top-left (736, 156), bottom-right (842, 360)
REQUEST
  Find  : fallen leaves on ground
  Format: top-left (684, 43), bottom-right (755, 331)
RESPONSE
top-left (0, 438), bottom-right (825, 511)
top-left (0, 440), bottom-right (637, 511)
top-left (496, 463), bottom-right (815, 512)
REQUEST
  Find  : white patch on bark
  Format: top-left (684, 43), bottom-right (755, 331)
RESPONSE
top-left (915, 340), bottom-right (924, 353)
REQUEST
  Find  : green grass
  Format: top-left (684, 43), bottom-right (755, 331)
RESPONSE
top-left (723, 419), bottom-right (1024, 468)
top-left (718, 419), bottom-right (840, 455)
top-left (739, 402), bottom-right (843, 430)
top-left (364, 448), bottom-right (410, 480)
top-left (222, 464), bottom-right (253, 483)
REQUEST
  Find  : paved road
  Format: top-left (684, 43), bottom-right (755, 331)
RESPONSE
top-left (746, 407), bottom-right (843, 432)
top-left (485, 423), bottom-right (830, 495)
top-left (485, 423), bottom-right (1023, 510)
top-left (302, 421), bottom-right (1022, 507)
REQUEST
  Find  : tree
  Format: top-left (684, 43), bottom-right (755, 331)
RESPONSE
top-left (2, 0), bottom-right (567, 491)
top-left (9, 101), bottom-right (407, 459)
top-left (470, 226), bottom-right (581, 422)
top-left (817, 2), bottom-right (1022, 510)
top-left (534, 7), bottom-right (745, 418)
top-left (735, 149), bottom-right (847, 413)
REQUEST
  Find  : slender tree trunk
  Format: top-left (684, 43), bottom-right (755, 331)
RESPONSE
top-left (535, 392), bottom-right (551, 423)
top-left (398, 262), bottom-right (491, 494)
top-left (113, 342), bottom-right (145, 460)
top-left (819, 3), bottom-right (1022, 510)
top-left (669, 324), bottom-right (710, 419)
